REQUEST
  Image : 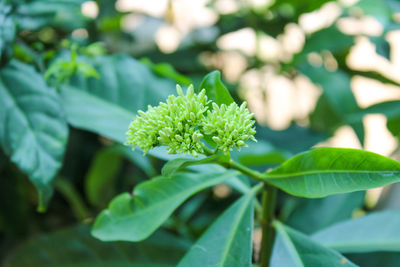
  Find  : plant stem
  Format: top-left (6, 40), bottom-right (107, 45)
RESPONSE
top-left (228, 159), bottom-right (266, 182)
top-left (259, 183), bottom-right (277, 267)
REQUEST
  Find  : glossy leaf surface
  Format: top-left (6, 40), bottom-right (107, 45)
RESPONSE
top-left (92, 170), bottom-right (239, 241)
top-left (263, 147), bottom-right (400, 198)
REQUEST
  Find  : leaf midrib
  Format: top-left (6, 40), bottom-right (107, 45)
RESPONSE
top-left (219, 190), bottom-right (255, 267)
top-left (264, 169), bottom-right (400, 179)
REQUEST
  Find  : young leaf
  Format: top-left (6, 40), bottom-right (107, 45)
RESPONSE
top-left (0, 60), bottom-right (68, 210)
top-left (271, 221), bottom-right (356, 267)
top-left (263, 147), bottom-right (400, 198)
top-left (312, 210), bottom-right (400, 253)
top-left (161, 155), bottom-right (225, 177)
top-left (198, 70), bottom-right (234, 106)
top-left (91, 170), bottom-right (239, 242)
top-left (178, 185), bottom-right (259, 267)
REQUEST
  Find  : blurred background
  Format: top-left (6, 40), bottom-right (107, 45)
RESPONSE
top-left (1, 0), bottom-right (400, 266)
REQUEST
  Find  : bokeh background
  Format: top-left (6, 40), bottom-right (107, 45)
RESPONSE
top-left (1, 0), bottom-right (400, 265)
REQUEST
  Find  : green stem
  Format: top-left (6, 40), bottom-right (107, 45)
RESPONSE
top-left (228, 159), bottom-right (266, 182)
top-left (259, 183), bottom-right (277, 267)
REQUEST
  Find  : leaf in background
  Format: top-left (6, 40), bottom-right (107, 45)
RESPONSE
top-left (361, 100), bottom-right (400, 138)
top-left (231, 140), bottom-right (291, 167)
top-left (263, 147), bottom-right (400, 198)
top-left (5, 225), bottom-right (189, 267)
top-left (70, 54), bottom-right (176, 114)
top-left (178, 185), bottom-right (258, 267)
top-left (0, 60), bottom-right (68, 210)
top-left (300, 65), bottom-right (364, 144)
top-left (346, 252), bottom-right (400, 267)
top-left (111, 144), bottom-right (157, 177)
top-left (271, 221), bottom-right (356, 267)
top-left (299, 25), bottom-right (354, 57)
top-left (91, 170), bottom-right (239, 241)
top-left (198, 70), bottom-right (234, 107)
top-left (141, 57), bottom-right (192, 86)
top-left (60, 85), bottom-right (132, 143)
top-left (14, 0), bottom-right (86, 31)
top-left (255, 124), bottom-right (327, 154)
top-left (161, 155), bottom-right (225, 177)
top-left (85, 148), bottom-right (123, 208)
top-left (0, 3), bottom-right (16, 61)
top-left (285, 191), bottom-right (365, 234)
top-left (312, 210), bottom-right (400, 253)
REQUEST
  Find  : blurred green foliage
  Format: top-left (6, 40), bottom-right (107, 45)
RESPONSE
top-left (1, 0), bottom-right (400, 266)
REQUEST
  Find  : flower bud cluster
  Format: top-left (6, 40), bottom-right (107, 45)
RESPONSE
top-left (202, 102), bottom-right (256, 154)
top-left (126, 84), bottom-right (209, 156)
top-left (126, 84), bottom-right (256, 156)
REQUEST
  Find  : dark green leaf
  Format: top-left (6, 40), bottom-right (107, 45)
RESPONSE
top-left (85, 148), bottom-right (123, 208)
top-left (5, 225), bottom-right (189, 267)
top-left (263, 147), bottom-right (400, 198)
top-left (285, 192), bottom-right (365, 234)
top-left (271, 221), bottom-right (357, 267)
top-left (312, 210), bottom-right (400, 253)
top-left (0, 60), bottom-right (68, 210)
top-left (178, 185), bottom-right (259, 267)
top-left (346, 252), bottom-right (400, 267)
top-left (232, 140), bottom-right (291, 167)
top-left (91, 170), bottom-right (239, 241)
top-left (198, 70), bottom-right (234, 107)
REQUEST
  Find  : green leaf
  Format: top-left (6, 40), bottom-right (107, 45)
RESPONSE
top-left (141, 58), bottom-right (192, 86)
top-left (232, 140), bottom-right (290, 167)
top-left (5, 225), bottom-right (189, 267)
top-left (91, 170), bottom-right (239, 242)
top-left (0, 60), bottom-right (68, 210)
top-left (161, 155), bottom-right (225, 177)
top-left (285, 192), bottom-right (365, 234)
top-left (15, 0), bottom-right (86, 31)
top-left (300, 65), bottom-right (364, 143)
top-left (178, 185), bottom-right (259, 267)
top-left (70, 54), bottom-right (176, 114)
top-left (284, 192), bottom-right (364, 234)
top-left (111, 144), bottom-right (157, 177)
top-left (263, 147), bottom-right (400, 198)
top-left (60, 85), bottom-right (133, 144)
top-left (85, 148), bottom-right (123, 208)
top-left (346, 252), bottom-right (400, 267)
top-left (271, 221), bottom-right (357, 267)
top-left (312, 210), bottom-right (400, 253)
top-left (0, 3), bottom-right (16, 60)
top-left (198, 70), bottom-right (234, 107)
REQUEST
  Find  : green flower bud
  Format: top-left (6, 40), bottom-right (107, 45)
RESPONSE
top-left (201, 101), bottom-right (256, 154)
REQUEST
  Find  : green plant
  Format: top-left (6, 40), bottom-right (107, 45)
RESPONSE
top-left (3, 0), bottom-right (400, 266)
top-left (89, 79), bottom-right (400, 266)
